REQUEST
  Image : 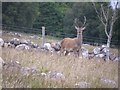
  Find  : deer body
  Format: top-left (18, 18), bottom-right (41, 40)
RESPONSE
top-left (60, 31), bottom-right (83, 56)
top-left (60, 38), bottom-right (80, 56)
top-left (60, 17), bottom-right (86, 56)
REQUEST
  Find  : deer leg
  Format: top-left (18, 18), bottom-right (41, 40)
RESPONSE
top-left (78, 49), bottom-right (83, 58)
top-left (60, 48), bottom-right (64, 56)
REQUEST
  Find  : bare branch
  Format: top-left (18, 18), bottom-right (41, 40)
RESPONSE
top-left (101, 4), bottom-right (107, 22)
top-left (92, 2), bottom-right (105, 25)
top-left (115, 1), bottom-right (118, 10)
top-left (82, 16), bottom-right (87, 27)
top-left (112, 1), bottom-right (119, 23)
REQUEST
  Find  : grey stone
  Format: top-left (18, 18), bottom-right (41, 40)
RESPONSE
top-left (75, 81), bottom-right (90, 88)
top-left (20, 39), bottom-right (30, 45)
top-left (20, 66), bottom-right (37, 76)
top-left (10, 38), bottom-right (20, 46)
top-left (0, 38), bottom-right (4, 47)
top-left (14, 32), bottom-right (21, 37)
top-left (15, 44), bottom-right (30, 50)
top-left (51, 42), bottom-right (61, 51)
top-left (81, 47), bottom-right (89, 58)
top-left (29, 35), bottom-right (40, 39)
top-left (93, 47), bottom-right (101, 55)
top-left (45, 71), bottom-right (65, 81)
top-left (100, 78), bottom-right (117, 87)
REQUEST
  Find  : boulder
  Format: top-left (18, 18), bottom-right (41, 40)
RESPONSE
top-left (45, 71), bottom-right (65, 81)
top-left (29, 42), bottom-right (38, 48)
top-left (100, 78), bottom-right (117, 87)
top-left (109, 53), bottom-right (116, 61)
top-left (0, 38), bottom-right (4, 47)
top-left (114, 56), bottom-right (120, 62)
top-left (3, 42), bottom-right (8, 48)
top-left (81, 47), bottom-right (89, 58)
top-left (42, 43), bottom-right (55, 52)
top-left (15, 44), bottom-right (30, 50)
top-left (3, 61), bottom-right (21, 72)
top-left (93, 47), bottom-right (101, 55)
top-left (20, 39), bottom-right (30, 45)
top-left (51, 42), bottom-right (61, 51)
top-left (75, 81), bottom-right (90, 88)
top-left (0, 57), bottom-right (5, 66)
top-left (14, 32), bottom-right (21, 37)
top-left (29, 35), bottom-right (40, 39)
top-left (10, 38), bottom-right (20, 46)
top-left (20, 66), bottom-right (37, 76)
top-left (8, 42), bottom-right (15, 48)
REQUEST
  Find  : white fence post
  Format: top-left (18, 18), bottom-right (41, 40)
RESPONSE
top-left (41, 26), bottom-right (45, 47)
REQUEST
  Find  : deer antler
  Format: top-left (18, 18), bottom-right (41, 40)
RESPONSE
top-left (82, 16), bottom-right (86, 27)
top-left (74, 18), bottom-right (79, 27)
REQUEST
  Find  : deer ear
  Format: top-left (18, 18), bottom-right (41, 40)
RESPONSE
top-left (75, 26), bottom-right (79, 30)
top-left (81, 27), bottom-right (86, 31)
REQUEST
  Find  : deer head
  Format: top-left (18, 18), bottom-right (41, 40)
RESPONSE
top-left (74, 16), bottom-right (86, 36)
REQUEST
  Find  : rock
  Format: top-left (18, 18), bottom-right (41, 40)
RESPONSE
top-left (0, 57), bottom-right (5, 66)
top-left (29, 42), bottom-right (38, 48)
top-left (51, 42), bottom-right (61, 51)
top-left (100, 47), bottom-right (109, 53)
top-left (93, 47), bottom-right (101, 55)
top-left (45, 71), bottom-right (65, 81)
top-left (14, 32), bottom-right (21, 37)
top-left (10, 38), bottom-right (20, 46)
top-left (20, 66), bottom-right (37, 76)
top-left (98, 53), bottom-right (106, 58)
top-left (20, 39), bottom-right (30, 45)
top-left (75, 81), bottom-right (90, 88)
top-left (15, 44), bottom-right (30, 50)
top-left (114, 56), bottom-right (120, 62)
top-left (83, 43), bottom-right (90, 46)
top-left (81, 47), bottom-right (89, 58)
top-left (0, 38), bottom-right (4, 47)
top-left (41, 72), bottom-right (47, 77)
top-left (109, 53), bottom-right (116, 61)
top-left (8, 42), bottom-right (15, 48)
top-left (3, 61), bottom-right (21, 72)
top-left (42, 43), bottom-right (55, 52)
top-left (100, 78), bottom-right (117, 87)
top-left (29, 35), bottom-right (40, 39)
top-left (3, 42), bottom-right (8, 48)
top-left (88, 52), bottom-right (95, 59)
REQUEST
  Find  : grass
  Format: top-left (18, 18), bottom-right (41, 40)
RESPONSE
top-left (1, 31), bottom-right (119, 88)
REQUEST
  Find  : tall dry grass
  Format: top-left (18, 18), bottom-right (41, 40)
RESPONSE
top-left (1, 31), bottom-right (118, 88)
top-left (2, 47), bottom-right (118, 88)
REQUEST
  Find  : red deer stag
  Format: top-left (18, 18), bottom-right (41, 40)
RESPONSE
top-left (60, 16), bottom-right (87, 57)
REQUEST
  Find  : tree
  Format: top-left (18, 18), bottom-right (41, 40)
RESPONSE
top-left (2, 2), bottom-right (39, 28)
top-left (92, 1), bottom-right (119, 60)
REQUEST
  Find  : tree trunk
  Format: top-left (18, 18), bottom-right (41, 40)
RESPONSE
top-left (106, 16), bottom-right (114, 60)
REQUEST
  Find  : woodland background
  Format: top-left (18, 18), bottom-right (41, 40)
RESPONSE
top-left (2, 2), bottom-right (120, 46)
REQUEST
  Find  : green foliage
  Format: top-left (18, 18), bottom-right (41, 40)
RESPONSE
top-left (2, 2), bottom-right (119, 45)
top-left (2, 2), bottom-right (39, 28)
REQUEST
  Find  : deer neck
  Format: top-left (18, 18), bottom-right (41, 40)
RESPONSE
top-left (77, 31), bottom-right (82, 47)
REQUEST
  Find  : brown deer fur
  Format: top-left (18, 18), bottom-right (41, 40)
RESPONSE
top-left (60, 36), bottom-right (82, 56)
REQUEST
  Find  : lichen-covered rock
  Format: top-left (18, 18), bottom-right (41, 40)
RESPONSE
top-left (15, 44), bottom-right (30, 50)
top-left (100, 78), bottom-right (117, 87)
top-left (0, 38), bottom-right (4, 47)
top-left (75, 81), bottom-right (90, 88)
top-left (45, 71), bottom-right (65, 82)
top-left (10, 38), bottom-right (20, 46)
